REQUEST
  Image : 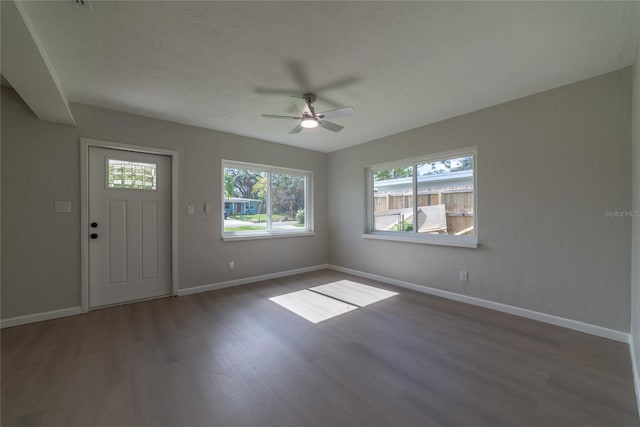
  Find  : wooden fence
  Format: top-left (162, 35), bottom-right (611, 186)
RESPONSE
top-left (374, 190), bottom-right (474, 235)
top-left (374, 190), bottom-right (473, 214)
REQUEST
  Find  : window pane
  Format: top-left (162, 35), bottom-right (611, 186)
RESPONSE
top-left (108, 159), bottom-right (156, 190)
top-left (222, 161), bottom-right (312, 238)
top-left (223, 167), bottom-right (267, 233)
top-left (415, 155), bottom-right (474, 235)
top-left (271, 173), bottom-right (306, 232)
top-left (372, 166), bottom-right (415, 232)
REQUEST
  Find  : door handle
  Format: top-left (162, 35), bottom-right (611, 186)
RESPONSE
top-left (90, 233), bottom-right (98, 239)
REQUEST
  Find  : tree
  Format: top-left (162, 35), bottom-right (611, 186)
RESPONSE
top-left (252, 176), bottom-right (267, 222)
top-left (224, 171), bottom-right (234, 200)
top-left (225, 168), bottom-right (262, 199)
top-left (271, 174), bottom-right (304, 219)
top-left (374, 167), bottom-right (413, 181)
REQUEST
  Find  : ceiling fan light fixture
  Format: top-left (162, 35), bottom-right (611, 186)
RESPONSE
top-left (261, 93), bottom-right (353, 134)
top-left (301, 117), bottom-right (319, 128)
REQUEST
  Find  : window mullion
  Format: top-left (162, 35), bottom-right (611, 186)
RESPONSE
top-left (413, 164), bottom-right (418, 234)
top-left (266, 170), bottom-right (272, 232)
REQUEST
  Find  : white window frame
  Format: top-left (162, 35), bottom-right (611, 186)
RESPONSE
top-left (364, 147), bottom-right (478, 248)
top-left (222, 160), bottom-right (314, 241)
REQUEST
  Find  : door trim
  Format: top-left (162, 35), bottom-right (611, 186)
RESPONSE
top-left (80, 137), bottom-right (179, 313)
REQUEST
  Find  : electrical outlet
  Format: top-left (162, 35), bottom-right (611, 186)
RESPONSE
top-left (187, 205), bottom-right (194, 216)
top-left (228, 261), bottom-right (235, 270)
top-left (459, 271), bottom-right (468, 282)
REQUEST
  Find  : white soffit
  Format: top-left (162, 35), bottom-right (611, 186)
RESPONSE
top-left (1, 1), bottom-right (75, 125)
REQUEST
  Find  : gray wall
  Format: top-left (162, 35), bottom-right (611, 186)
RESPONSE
top-left (1, 88), bottom-right (328, 319)
top-left (631, 40), bottom-right (640, 378)
top-left (328, 68), bottom-right (632, 332)
top-left (2, 67), bottom-right (634, 332)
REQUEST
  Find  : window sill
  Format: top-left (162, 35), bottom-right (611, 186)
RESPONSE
top-left (222, 231), bottom-right (315, 242)
top-left (361, 233), bottom-right (478, 248)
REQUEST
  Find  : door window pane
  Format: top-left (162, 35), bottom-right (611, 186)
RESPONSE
top-left (108, 159), bottom-right (157, 190)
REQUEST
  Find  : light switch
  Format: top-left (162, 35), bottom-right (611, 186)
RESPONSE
top-left (55, 201), bottom-right (71, 213)
top-left (204, 203), bottom-right (211, 213)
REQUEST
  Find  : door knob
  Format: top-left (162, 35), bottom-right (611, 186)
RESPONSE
top-left (90, 233), bottom-right (98, 239)
top-left (90, 222), bottom-right (98, 228)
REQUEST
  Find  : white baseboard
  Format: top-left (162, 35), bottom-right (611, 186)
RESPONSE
top-left (328, 264), bottom-right (630, 343)
top-left (1, 265), bottom-right (629, 346)
top-left (177, 264), bottom-right (330, 296)
top-left (630, 335), bottom-right (640, 416)
top-left (1, 306), bottom-right (82, 329)
top-left (1, 265), bottom-right (330, 327)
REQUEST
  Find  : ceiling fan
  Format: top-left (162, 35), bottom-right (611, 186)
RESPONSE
top-left (261, 93), bottom-right (354, 134)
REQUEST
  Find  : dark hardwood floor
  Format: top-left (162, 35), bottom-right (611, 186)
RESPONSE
top-left (2, 269), bottom-right (638, 426)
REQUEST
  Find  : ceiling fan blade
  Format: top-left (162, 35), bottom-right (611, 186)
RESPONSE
top-left (319, 120), bottom-right (344, 133)
top-left (315, 94), bottom-right (343, 108)
top-left (287, 60), bottom-right (312, 91)
top-left (261, 114), bottom-right (301, 120)
top-left (312, 76), bottom-right (360, 93)
top-left (254, 87), bottom-right (299, 95)
top-left (289, 124), bottom-right (304, 134)
top-left (290, 96), bottom-right (309, 113)
top-left (317, 106), bottom-right (355, 119)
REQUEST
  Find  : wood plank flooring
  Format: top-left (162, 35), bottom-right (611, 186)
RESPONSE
top-left (2, 270), bottom-right (638, 426)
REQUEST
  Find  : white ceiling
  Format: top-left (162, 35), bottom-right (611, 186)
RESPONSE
top-left (15, 1), bottom-right (640, 153)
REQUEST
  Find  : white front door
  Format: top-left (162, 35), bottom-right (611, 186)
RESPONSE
top-left (89, 147), bottom-right (171, 308)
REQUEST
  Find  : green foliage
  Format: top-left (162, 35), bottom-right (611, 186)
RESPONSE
top-left (271, 173), bottom-right (304, 218)
top-left (374, 156), bottom-right (474, 182)
top-left (224, 168), bottom-right (263, 199)
top-left (224, 167), bottom-right (305, 219)
top-left (391, 221), bottom-right (413, 232)
top-left (252, 176), bottom-right (267, 201)
top-left (296, 208), bottom-right (305, 224)
top-left (224, 225), bottom-right (266, 232)
top-left (224, 172), bottom-right (234, 200)
top-left (251, 176), bottom-right (268, 221)
top-left (228, 214), bottom-right (285, 223)
top-left (374, 167), bottom-right (413, 181)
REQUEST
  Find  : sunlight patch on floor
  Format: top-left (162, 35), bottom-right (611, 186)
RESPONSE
top-left (269, 281), bottom-right (397, 323)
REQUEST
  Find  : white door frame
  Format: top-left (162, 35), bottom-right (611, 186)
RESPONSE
top-left (80, 137), bottom-right (179, 312)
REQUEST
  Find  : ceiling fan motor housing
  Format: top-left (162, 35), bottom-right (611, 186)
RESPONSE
top-left (302, 93), bottom-right (317, 105)
top-left (260, 92), bottom-right (353, 134)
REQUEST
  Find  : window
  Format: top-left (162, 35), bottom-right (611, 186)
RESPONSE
top-left (107, 159), bottom-right (157, 190)
top-left (222, 160), bottom-right (313, 240)
top-left (366, 148), bottom-right (477, 248)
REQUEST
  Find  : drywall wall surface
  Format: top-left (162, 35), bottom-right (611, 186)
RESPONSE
top-left (1, 88), bottom-right (328, 318)
top-left (1, 89), bottom-right (81, 317)
top-left (328, 68), bottom-right (632, 331)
